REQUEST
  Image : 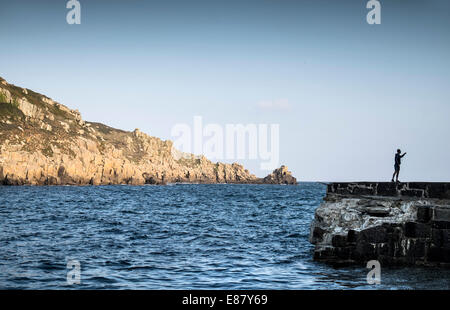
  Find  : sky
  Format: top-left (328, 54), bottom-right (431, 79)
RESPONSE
top-left (0, 0), bottom-right (449, 181)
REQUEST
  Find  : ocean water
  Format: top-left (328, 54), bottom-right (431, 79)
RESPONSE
top-left (0, 183), bottom-right (449, 290)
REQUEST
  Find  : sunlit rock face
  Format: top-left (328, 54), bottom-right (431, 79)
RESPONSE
top-left (310, 182), bottom-right (450, 267)
top-left (262, 165), bottom-right (297, 185)
top-left (0, 77), bottom-right (293, 186)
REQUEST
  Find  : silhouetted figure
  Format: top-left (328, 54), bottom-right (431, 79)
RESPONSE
top-left (392, 149), bottom-right (406, 183)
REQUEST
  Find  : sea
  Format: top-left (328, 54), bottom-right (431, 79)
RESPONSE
top-left (1, 183), bottom-right (449, 289)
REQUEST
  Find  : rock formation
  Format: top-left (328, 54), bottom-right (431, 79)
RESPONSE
top-left (0, 77), bottom-right (296, 185)
top-left (310, 182), bottom-right (450, 267)
top-left (262, 165), bottom-right (297, 185)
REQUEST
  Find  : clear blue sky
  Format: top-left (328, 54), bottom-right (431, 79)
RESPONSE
top-left (1, 0), bottom-right (449, 181)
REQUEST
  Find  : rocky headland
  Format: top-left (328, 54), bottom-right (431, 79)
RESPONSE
top-left (0, 77), bottom-right (296, 186)
top-left (310, 182), bottom-right (450, 267)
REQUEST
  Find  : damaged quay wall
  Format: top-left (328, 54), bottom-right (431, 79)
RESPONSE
top-left (310, 182), bottom-right (450, 267)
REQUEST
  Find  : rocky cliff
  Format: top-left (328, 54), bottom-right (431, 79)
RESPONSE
top-left (0, 77), bottom-right (296, 185)
top-left (310, 182), bottom-right (450, 267)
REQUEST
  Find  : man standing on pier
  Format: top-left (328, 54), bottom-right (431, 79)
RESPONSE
top-left (392, 149), bottom-right (407, 183)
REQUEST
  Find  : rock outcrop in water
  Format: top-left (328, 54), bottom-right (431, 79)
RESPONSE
top-left (262, 165), bottom-right (297, 185)
top-left (0, 77), bottom-right (296, 185)
top-left (310, 182), bottom-right (450, 267)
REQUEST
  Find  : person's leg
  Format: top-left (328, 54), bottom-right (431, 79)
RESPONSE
top-left (396, 167), bottom-right (400, 182)
top-left (392, 171), bottom-right (396, 182)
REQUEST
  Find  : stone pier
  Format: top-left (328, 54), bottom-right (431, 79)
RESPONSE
top-left (310, 182), bottom-right (450, 267)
